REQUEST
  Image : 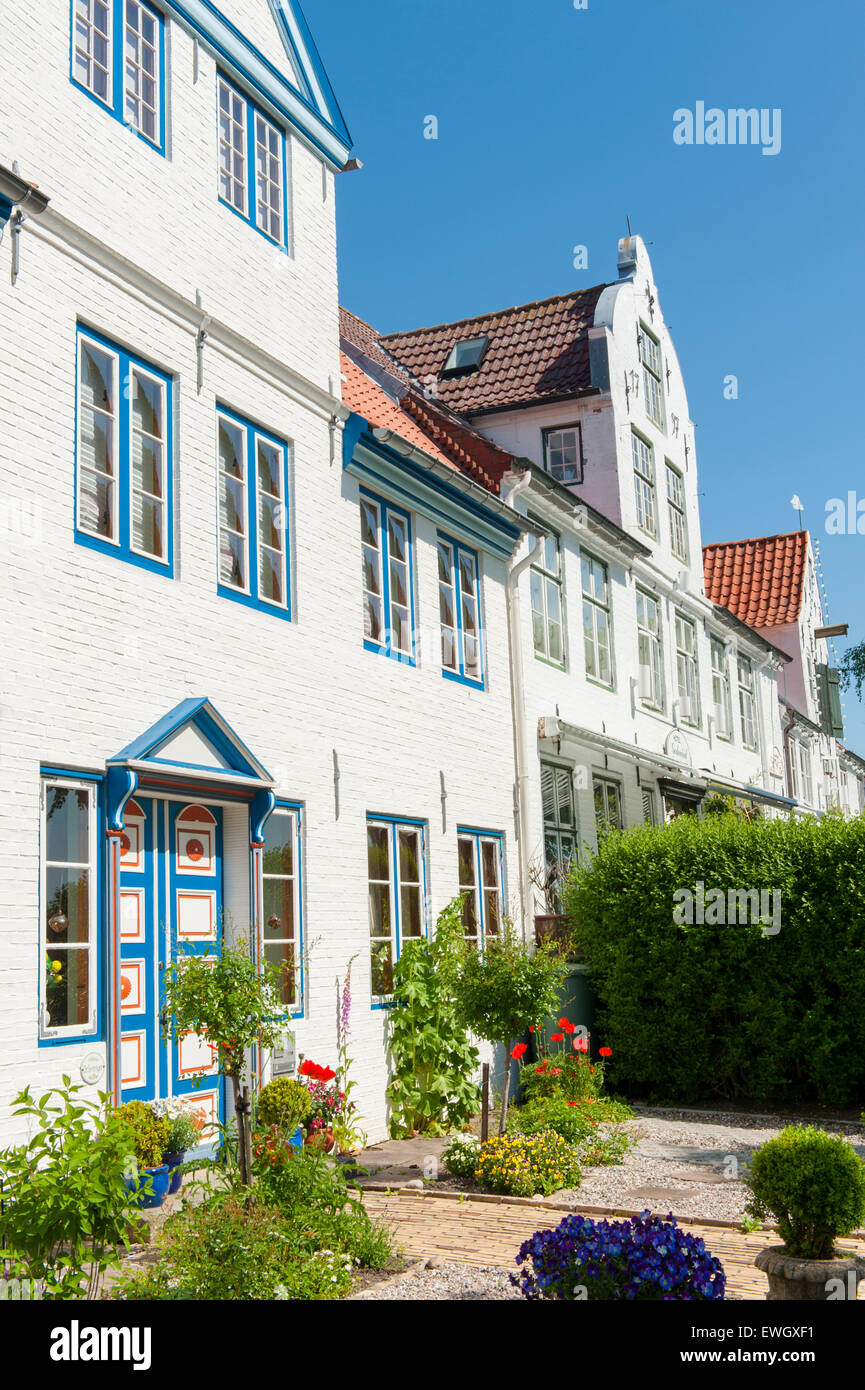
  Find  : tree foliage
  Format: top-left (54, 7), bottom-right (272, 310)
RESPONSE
top-left (840, 641), bottom-right (865, 701)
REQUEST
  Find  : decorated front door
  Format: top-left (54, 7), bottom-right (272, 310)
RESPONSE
top-left (118, 797), bottom-right (224, 1134)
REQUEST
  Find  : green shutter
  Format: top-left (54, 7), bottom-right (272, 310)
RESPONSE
top-left (817, 663), bottom-right (845, 739)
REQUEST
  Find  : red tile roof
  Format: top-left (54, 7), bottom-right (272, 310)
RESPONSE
top-left (339, 353), bottom-right (454, 466)
top-left (380, 285), bottom-right (608, 415)
top-left (702, 531), bottom-right (809, 628)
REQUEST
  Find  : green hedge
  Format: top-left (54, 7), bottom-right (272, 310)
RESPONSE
top-left (565, 812), bottom-right (865, 1107)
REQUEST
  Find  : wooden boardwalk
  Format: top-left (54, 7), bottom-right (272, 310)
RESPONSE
top-left (361, 1188), bottom-right (865, 1300)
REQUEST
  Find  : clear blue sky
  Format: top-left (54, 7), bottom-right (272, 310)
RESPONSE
top-left (303, 0), bottom-right (865, 752)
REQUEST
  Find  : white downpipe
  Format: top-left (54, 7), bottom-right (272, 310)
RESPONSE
top-left (502, 471), bottom-right (540, 944)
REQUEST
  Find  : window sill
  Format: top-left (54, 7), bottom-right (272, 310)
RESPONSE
top-left (218, 583), bottom-right (292, 622)
top-left (75, 529), bottom-right (174, 578)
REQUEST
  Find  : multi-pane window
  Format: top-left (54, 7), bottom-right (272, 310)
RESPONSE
top-left (530, 532), bottom-right (565, 666)
top-left (593, 778), bottom-right (623, 838)
top-left (798, 743), bottom-right (814, 804)
top-left (641, 789), bottom-right (657, 825)
top-left (218, 75), bottom-right (287, 247)
top-left (581, 553), bottom-right (613, 687)
top-left (262, 806), bottom-right (302, 1013)
top-left (76, 327), bottom-right (173, 574)
top-left (711, 638), bottom-right (733, 740)
top-left (438, 536), bottom-right (483, 687)
top-left (41, 780), bottom-right (98, 1040)
top-left (72, 0), bottom-right (165, 151)
top-left (541, 763), bottom-right (577, 909)
top-left (542, 425), bottom-right (582, 484)
top-left (636, 588), bottom-right (664, 710)
top-left (632, 432), bottom-right (656, 536)
top-left (640, 325), bottom-right (664, 430)
top-left (457, 831), bottom-right (503, 949)
top-left (737, 656), bottom-right (758, 750)
top-left (367, 818), bottom-right (425, 1002)
top-left (666, 464), bottom-right (688, 562)
top-left (217, 407), bottom-right (291, 618)
top-left (675, 612), bottom-right (701, 727)
top-left (361, 492), bottom-right (414, 663)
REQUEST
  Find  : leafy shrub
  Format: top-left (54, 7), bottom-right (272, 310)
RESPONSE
top-left (111, 1101), bottom-right (170, 1169)
top-left (452, 922), bottom-right (570, 1132)
top-left (387, 898), bottom-right (481, 1137)
top-left (256, 1077), bottom-right (311, 1133)
top-left (745, 1126), bottom-right (865, 1259)
top-left (252, 1140), bottom-right (393, 1270)
top-left (507, 1095), bottom-right (597, 1146)
top-left (565, 812), bottom-right (865, 1106)
top-left (474, 1132), bottom-right (581, 1197)
top-left (441, 1134), bottom-right (481, 1180)
top-left (0, 1081), bottom-right (135, 1299)
top-left (512, 1210), bottom-right (726, 1300)
top-left (115, 1196), bottom-right (354, 1301)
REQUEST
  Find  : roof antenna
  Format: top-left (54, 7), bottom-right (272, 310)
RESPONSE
top-left (626, 216), bottom-right (632, 236)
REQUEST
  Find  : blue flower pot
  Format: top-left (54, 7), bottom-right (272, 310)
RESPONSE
top-left (124, 1163), bottom-right (170, 1209)
top-left (289, 1126), bottom-right (303, 1150)
top-left (162, 1151), bottom-right (186, 1195)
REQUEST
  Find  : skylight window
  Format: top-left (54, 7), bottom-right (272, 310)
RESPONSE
top-left (442, 336), bottom-right (488, 376)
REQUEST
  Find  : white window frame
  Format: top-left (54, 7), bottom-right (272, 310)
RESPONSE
top-left (738, 656), bottom-right (758, 750)
top-left (129, 362), bottom-right (168, 563)
top-left (367, 818), bottom-right (426, 1004)
top-left (261, 806), bottom-right (302, 1015)
top-left (217, 412), bottom-right (250, 595)
top-left (711, 638), bottom-right (733, 741)
top-left (581, 552), bottom-right (613, 687)
top-left (640, 324), bottom-right (665, 430)
top-left (254, 110), bottom-right (285, 244)
top-left (542, 424), bottom-right (583, 484)
top-left (799, 742), bottom-right (814, 804)
top-left (636, 587), bottom-right (664, 711)
top-left (530, 531), bottom-right (565, 667)
top-left (124, 0), bottom-right (162, 145)
top-left (457, 830), bottom-right (504, 949)
top-left (675, 611), bottom-right (701, 727)
top-left (666, 462), bottom-right (688, 562)
top-left (437, 536), bottom-right (483, 686)
top-left (632, 431), bottom-right (657, 536)
top-left (40, 778), bottom-right (98, 1041)
top-left (77, 333), bottom-right (120, 549)
top-left (218, 77), bottom-right (248, 214)
top-left (360, 493), bottom-right (414, 663)
top-left (73, 0), bottom-right (113, 106)
top-left (217, 74), bottom-right (287, 248)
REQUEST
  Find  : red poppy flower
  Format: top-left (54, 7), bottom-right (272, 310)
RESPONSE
top-left (551, 1068), bottom-right (562, 1076)
top-left (535, 1063), bottom-right (547, 1074)
top-left (511, 1043), bottom-right (528, 1060)
top-left (566, 1101), bottom-right (577, 1107)
top-left (557, 1018), bottom-right (576, 1034)
top-left (529, 1025), bottom-right (535, 1033)
top-left (551, 1032), bottom-right (564, 1042)
top-left (599, 1047), bottom-right (612, 1058)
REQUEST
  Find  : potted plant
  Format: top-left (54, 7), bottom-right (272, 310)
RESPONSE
top-left (747, 1126), bottom-right (865, 1300)
top-left (150, 1099), bottom-right (205, 1195)
top-left (255, 1076), bottom-right (311, 1150)
top-left (111, 1102), bottom-right (171, 1210)
top-left (297, 1060), bottom-right (341, 1152)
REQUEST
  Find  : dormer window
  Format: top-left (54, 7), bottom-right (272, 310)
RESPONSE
top-left (442, 336), bottom-right (488, 376)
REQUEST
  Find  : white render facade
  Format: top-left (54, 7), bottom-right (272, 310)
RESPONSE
top-left (0, 0), bottom-right (523, 1147)
top-left (471, 238), bottom-right (792, 907)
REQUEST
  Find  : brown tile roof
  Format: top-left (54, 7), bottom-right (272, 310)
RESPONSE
top-left (702, 531), bottom-right (809, 628)
top-left (339, 348), bottom-right (515, 495)
top-left (339, 307), bottom-right (413, 385)
top-left (380, 285), bottom-right (608, 414)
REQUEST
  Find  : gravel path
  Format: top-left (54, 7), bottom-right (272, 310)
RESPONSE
top-left (555, 1114), bottom-right (865, 1225)
top-left (353, 1260), bottom-right (521, 1300)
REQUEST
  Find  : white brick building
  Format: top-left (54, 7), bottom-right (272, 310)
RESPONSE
top-left (0, 0), bottom-right (526, 1146)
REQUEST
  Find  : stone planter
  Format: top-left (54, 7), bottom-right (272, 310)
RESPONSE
top-left (754, 1245), bottom-right (865, 1301)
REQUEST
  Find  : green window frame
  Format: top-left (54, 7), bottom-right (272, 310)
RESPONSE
top-left (640, 323), bottom-right (665, 430)
top-left (710, 638), bottom-right (733, 741)
top-left (666, 462), bottom-right (688, 562)
top-left (636, 587), bottom-right (664, 711)
top-left (737, 656), bottom-right (758, 750)
top-left (674, 611), bottom-right (701, 727)
top-left (593, 777), bottom-right (623, 838)
top-left (541, 763), bottom-right (578, 910)
top-left (631, 431), bottom-right (656, 537)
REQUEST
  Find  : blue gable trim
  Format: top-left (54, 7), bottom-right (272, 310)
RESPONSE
top-left (342, 413), bottom-right (522, 562)
top-left (107, 697), bottom-right (272, 783)
top-left (0, 195), bottom-right (14, 231)
top-left (162, 0), bottom-right (352, 169)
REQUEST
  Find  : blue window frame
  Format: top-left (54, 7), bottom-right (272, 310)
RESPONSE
top-left (217, 73), bottom-right (289, 248)
top-left (217, 405), bottom-right (292, 620)
top-left (360, 491), bottom-right (416, 664)
top-left (70, 0), bottom-right (166, 154)
top-left (437, 533), bottom-right (483, 688)
top-left (457, 828), bottom-right (504, 950)
top-left (367, 816), bottom-right (427, 1006)
top-left (39, 772), bottom-right (104, 1045)
top-left (75, 325), bottom-right (174, 576)
top-left (261, 802), bottom-right (304, 1017)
